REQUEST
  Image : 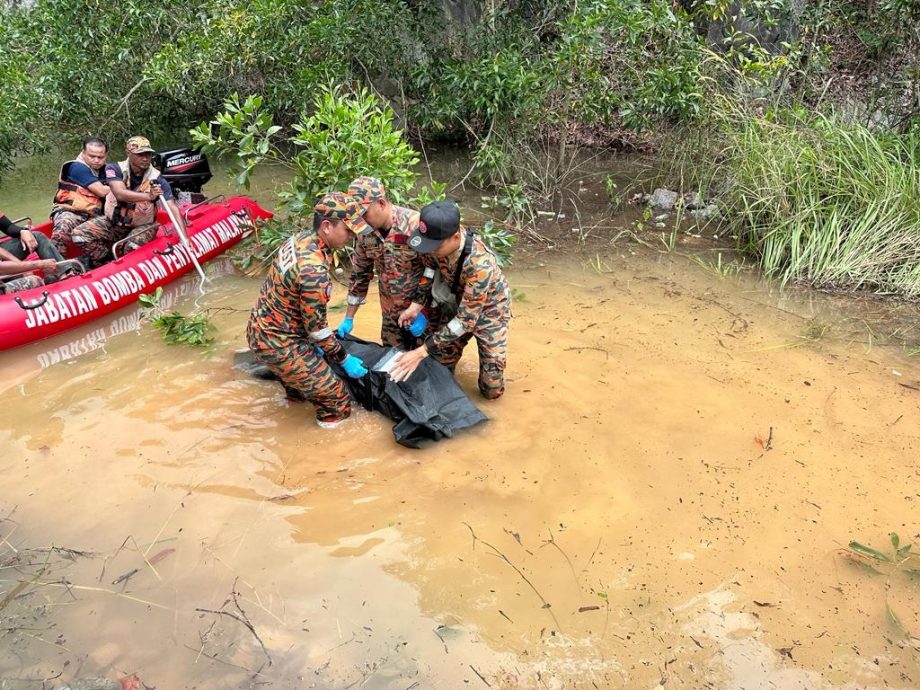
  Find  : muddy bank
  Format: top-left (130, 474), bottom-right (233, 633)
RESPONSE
top-left (1, 238), bottom-right (919, 688)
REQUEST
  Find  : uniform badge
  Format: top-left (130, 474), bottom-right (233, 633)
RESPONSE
top-left (410, 236), bottom-right (422, 248)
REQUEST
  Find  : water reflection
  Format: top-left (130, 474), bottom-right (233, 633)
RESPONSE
top-left (0, 256), bottom-right (237, 394)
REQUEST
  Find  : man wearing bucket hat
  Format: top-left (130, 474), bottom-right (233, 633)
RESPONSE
top-left (72, 136), bottom-right (184, 268)
top-left (390, 200), bottom-right (511, 399)
top-left (335, 176), bottom-right (430, 348)
top-left (247, 192), bottom-right (373, 428)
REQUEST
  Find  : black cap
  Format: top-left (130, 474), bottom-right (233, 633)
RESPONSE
top-left (408, 200), bottom-right (461, 254)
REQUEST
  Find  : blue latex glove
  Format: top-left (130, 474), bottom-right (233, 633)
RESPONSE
top-left (407, 312), bottom-right (428, 338)
top-left (314, 345), bottom-right (324, 357)
top-left (336, 317), bottom-right (354, 339)
top-left (341, 354), bottom-right (368, 378)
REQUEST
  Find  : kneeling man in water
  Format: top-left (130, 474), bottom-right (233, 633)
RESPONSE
top-left (246, 192), bottom-right (373, 429)
top-left (390, 200), bottom-right (512, 400)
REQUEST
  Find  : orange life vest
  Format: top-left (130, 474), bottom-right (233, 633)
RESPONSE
top-left (103, 160), bottom-right (161, 228)
top-left (51, 160), bottom-right (105, 218)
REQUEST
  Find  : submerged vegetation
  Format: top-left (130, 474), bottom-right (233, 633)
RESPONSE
top-left (1, 0), bottom-right (920, 295)
top-left (139, 287), bottom-right (215, 346)
top-left (844, 532), bottom-right (920, 643)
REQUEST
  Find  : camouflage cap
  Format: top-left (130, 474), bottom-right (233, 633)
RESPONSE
top-left (126, 136), bottom-right (155, 154)
top-left (314, 192), bottom-right (373, 236)
top-left (347, 176), bottom-right (387, 206)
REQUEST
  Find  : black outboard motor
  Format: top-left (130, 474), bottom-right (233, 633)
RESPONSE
top-left (154, 147), bottom-right (212, 196)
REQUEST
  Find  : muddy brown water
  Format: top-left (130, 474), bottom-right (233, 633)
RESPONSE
top-left (1, 152), bottom-right (919, 689)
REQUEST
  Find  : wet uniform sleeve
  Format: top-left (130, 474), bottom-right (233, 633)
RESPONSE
top-left (0, 213), bottom-right (23, 238)
top-left (412, 253), bottom-right (439, 305)
top-left (346, 235), bottom-right (376, 306)
top-left (426, 254), bottom-right (493, 353)
top-left (301, 265), bottom-right (347, 363)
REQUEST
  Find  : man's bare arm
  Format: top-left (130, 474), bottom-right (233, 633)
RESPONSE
top-left (108, 179), bottom-right (159, 203)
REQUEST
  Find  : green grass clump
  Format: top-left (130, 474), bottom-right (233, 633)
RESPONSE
top-left (715, 109), bottom-right (920, 298)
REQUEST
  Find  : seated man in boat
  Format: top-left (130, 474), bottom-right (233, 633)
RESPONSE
top-left (72, 136), bottom-right (185, 268)
top-left (246, 192), bottom-right (373, 429)
top-left (0, 210), bottom-right (67, 281)
top-left (49, 136), bottom-right (111, 257)
top-left (390, 200), bottom-right (512, 400)
top-left (0, 244), bottom-right (56, 294)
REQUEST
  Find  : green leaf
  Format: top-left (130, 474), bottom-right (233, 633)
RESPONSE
top-left (848, 541), bottom-right (892, 562)
top-left (891, 533), bottom-right (900, 551)
top-left (886, 602), bottom-right (909, 638)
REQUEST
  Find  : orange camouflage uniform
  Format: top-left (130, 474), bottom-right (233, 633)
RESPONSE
top-left (246, 232), bottom-right (352, 423)
top-left (420, 229), bottom-right (511, 399)
top-left (347, 205), bottom-right (431, 347)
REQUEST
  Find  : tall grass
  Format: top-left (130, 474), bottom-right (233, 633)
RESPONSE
top-left (714, 107), bottom-right (920, 298)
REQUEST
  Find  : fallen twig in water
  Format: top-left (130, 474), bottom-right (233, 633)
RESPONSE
top-left (462, 523), bottom-right (561, 631)
top-left (40, 581), bottom-right (169, 610)
top-left (541, 527), bottom-right (580, 591)
top-left (112, 568), bottom-right (139, 587)
top-left (433, 626), bottom-right (449, 654)
top-left (129, 536), bottom-right (163, 582)
top-left (17, 627), bottom-right (70, 651)
top-left (196, 578), bottom-right (272, 666)
top-left (183, 643), bottom-right (266, 674)
top-left (0, 549), bottom-right (51, 613)
top-left (582, 537), bottom-right (602, 572)
top-left (563, 346), bottom-right (609, 360)
top-left (469, 664), bottom-right (491, 687)
top-left (0, 671), bottom-right (62, 684)
top-left (754, 426), bottom-right (774, 451)
top-left (36, 546), bottom-right (94, 560)
top-left (0, 523), bottom-right (18, 554)
top-left (144, 498), bottom-right (188, 557)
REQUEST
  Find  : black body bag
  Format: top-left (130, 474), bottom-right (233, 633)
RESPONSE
top-left (234, 335), bottom-right (487, 448)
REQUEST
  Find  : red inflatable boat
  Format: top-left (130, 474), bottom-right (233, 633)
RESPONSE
top-left (0, 195), bottom-right (271, 351)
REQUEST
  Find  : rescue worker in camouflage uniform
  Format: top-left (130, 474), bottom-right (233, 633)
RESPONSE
top-left (390, 200), bottom-right (511, 399)
top-left (72, 136), bottom-right (184, 268)
top-left (335, 176), bottom-right (430, 348)
top-left (246, 192), bottom-right (374, 429)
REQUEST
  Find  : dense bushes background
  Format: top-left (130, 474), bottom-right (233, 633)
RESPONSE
top-left (2, 0), bottom-right (919, 295)
top-left (4, 0), bottom-right (916, 175)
